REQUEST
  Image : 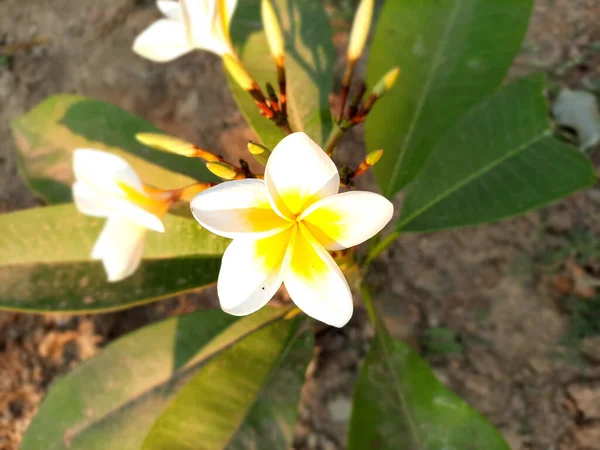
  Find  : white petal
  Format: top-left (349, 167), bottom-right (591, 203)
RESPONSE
top-left (156, 0), bottom-right (183, 20)
top-left (191, 179), bottom-right (291, 239)
top-left (181, 0), bottom-right (211, 29)
top-left (194, 33), bottom-right (232, 55)
top-left (224, 0), bottom-right (238, 24)
top-left (300, 191), bottom-right (394, 250)
top-left (176, 0), bottom-right (232, 55)
top-left (207, 0), bottom-right (233, 54)
top-left (117, 202), bottom-right (165, 232)
top-left (92, 217), bottom-right (147, 282)
top-left (132, 19), bottom-right (192, 62)
top-left (284, 224), bottom-right (353, 328)
top-left (265, 132), bottom-right (339, 219)
top-left (217, 228), bottom-right (292, 315)
top-left (72, 181), bottom-right (116, 218)
top-left (181, 0), bottom-right (212, 40)
top-left (73, 149), bottom-right (144, 197)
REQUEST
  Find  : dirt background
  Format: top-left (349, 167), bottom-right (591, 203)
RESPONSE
top-left (1, 0), bottom-right (600, 449)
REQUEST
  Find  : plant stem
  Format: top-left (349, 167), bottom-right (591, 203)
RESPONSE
top-left (363, 230), bottom-right (400, 267)
top-left (324, 126), bottom-right (345, 156)
top-left (360, 282), bottom-right (379, 327)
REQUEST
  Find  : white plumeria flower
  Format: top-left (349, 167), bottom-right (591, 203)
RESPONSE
top-left (72, 149), bottom-right (170, 282)
top-left (191, 132), bottom-right (394, 327)
top-left (133, 0), bottom-right (238, 62)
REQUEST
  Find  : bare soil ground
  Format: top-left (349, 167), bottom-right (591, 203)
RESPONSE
top-left (1, 0), bottom-right (600, 449)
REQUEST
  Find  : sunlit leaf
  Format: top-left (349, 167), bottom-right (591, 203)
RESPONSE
top-left (11, 94), bottom-right (216, 203)
top-left (142, 316), bottom-right (312, 450)
top-left (366, 0), bottom-right (533, 197)
top-left (398, 75), bottom-right (596, 232)
top-left (0, 204), bottom-right (229, 312)
top-left (229, 0), bottom-right (335, 148)
top-left (20, 307), bottom-right (293, 450)
top-left (348, 286), bottom-right (510, 449)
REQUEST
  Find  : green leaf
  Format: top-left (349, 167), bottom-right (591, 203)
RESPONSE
top-left (0, 204), bottom-right (229, 312)
top-left (142, 316), bottom-right (313, 450)
top-left (20, 307), bottom-right (294, 450)
top-left (366, 0), bottom-right (533, 197)
top-left (11, 94), bottom-right (216, 204)
top-left (397, 75), bottom-right (596, 232)
top-left (229, 0), bottom-right (335, 148)
top-left (348, 286), bottom-right (509, 450)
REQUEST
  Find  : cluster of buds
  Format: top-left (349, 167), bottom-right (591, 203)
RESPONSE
top-left (71, 0), bottom-right (401, 326)
top-left (136, 133), bottom-right (258, 181)
top-left (222, 0), bottom-right (291, 134)
top-left (325, 0), bottom-right (400, 157)
top-left (341, 67), bottom-right (400, 129)
top-left (132, 0), bottom-right (292, 135)
top-left (224, 55), bottom-right (291, 134)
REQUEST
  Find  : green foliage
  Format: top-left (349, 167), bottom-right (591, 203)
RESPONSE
top-left (366, 0), bottom-right (533, 197)
top-left (421, 327), bottom-right (464, 356)
top-left (554, 296), bottom-right (600, 367)
top-left (0, 204), bottom-right (229, 312)
top-left (348, 286), bottom-right (510, 450)
top-left (538, 228), bottom-right (600, 272)
top-left (397, 75), bottom-right (596, 232)
top-left (229, 0), bottom-right (335, 148)
top-left (11, 94), bottom-right (217, 204)
top-left (142, 317), bottom-right (313, 450)
top-left (20, 307), bottom-right (296, 450)
top-left (561, 296), bottom-right (600, 346)
top-left (5, 0), bottom-right (597, 448)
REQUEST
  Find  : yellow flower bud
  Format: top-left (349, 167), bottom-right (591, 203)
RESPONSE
top-left (247, 141), bottom-right (271, 166)
top-left (135, 133), bottom-right (197, 157)
top-left (247, 141), bottom-right (270, 155)
top-left (347, 0), bottom-right (374, 62)
top-left (223, 54), bottom-right (256, 92)
top-left (372, 67), bottom-right (401, 97)
top-left (354, 149), bottom-right (384, 177)
top-left (206, 161), bottom-right (239, 180)
top-left (261, 0), bottom-right (285, 65)
top-left (365, 149), bottom-right (383, 166)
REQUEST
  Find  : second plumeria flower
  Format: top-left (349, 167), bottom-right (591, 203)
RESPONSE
top-left (133, 0), bottom-right (238, 62)
top-left (72, 149), bottom-right (171, 282)
top-left (191, 132), bottom-right (394, 328)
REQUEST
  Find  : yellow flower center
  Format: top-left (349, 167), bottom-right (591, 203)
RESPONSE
top-left (116, 181), bottom-right (171, 218)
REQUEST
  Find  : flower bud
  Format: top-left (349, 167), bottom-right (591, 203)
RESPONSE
top-left (372, 67), bottom-right (400, 98)
top-left (136, 133), bottom-right (197, 157)
top-left (354, 149), bottom-right (384, 177)
top-left (247, 141), bottom-right (270, 155)
top-left (365, 149), bottom-right (383, 166)
top-left (347, 0), bottom-right (374, 62)
top-left (206, 161), bottom-right (239, 180)
top-left (261, 0), bottom-right (285, 66)
top-left (248, 141), bottom-right (271, 166)
top-left (223, 54), bottom-right (256, 91)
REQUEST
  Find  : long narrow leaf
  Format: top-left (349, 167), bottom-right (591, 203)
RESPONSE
top-left (366, 0), bottom-right (533, 197)
top-left (0, 204), bottom-right (229, 312)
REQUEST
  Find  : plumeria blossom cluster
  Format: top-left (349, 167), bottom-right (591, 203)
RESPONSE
top-left (72, 0), bottom-right (399, 326)
top-left (72, 134), bottom-right (393, 327)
